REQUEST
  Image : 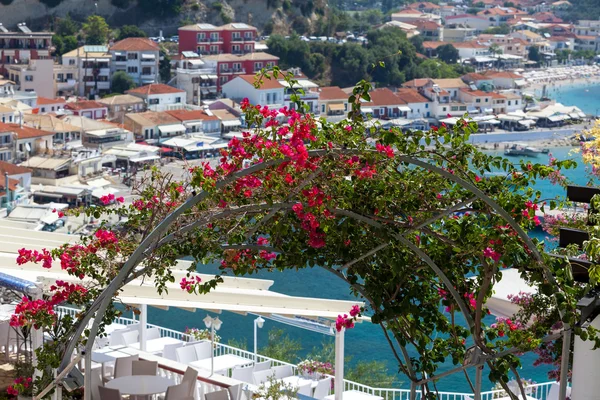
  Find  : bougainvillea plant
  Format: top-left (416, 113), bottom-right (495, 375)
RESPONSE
top-left (11, 68), bottom-right (596, 400)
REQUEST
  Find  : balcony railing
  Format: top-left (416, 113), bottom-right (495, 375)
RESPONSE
top-left (56, 306), bottom-right (565, 400)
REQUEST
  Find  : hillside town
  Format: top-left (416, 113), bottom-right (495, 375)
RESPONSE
top-left (0, 0), bottom-right (598, 231)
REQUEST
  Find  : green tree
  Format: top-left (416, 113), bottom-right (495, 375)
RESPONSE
top-left (416, 59), bottom-right (462, 79)
top-left (292, 16), bottom-right (310, 35)
top-left (111, 71), bottom-right (135, 94)
top-left (117, 25), bottom-right (147, 40)
top-left (260, 329), bottom-right (302, 363)
top-left (489, 43), bottom-right (503, 55)
top-left (159, 48), bottom-right (171, 83)
top-left (483, 24), bottom-right (511, 34)
top-left (56, 14), bottom-right (79, 37)
top-left (528, 46), bottom-right (541, 62)
top-left (436, 44), bottom-right (459, 64)
top-left (53, 35), bottom-right (78, 56)
top-left (331, 43), bottom-right (371, 87)
top-left (82, 15), bottom-right (110, 45)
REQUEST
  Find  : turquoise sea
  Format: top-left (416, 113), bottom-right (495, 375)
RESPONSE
top-left (146, 84), bottom-right (599, 394)
top-left (536, 82), bottom-right (600, 116)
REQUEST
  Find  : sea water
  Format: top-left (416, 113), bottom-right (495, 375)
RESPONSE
top-left (536, 82), bottom-right (600, 116)
top-left (145, 147), bottom-right (591, 393)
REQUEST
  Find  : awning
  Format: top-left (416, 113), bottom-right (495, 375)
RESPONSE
top-left (548, 115), bottom-right (569, 122)
top-left (518, 119), bottom-right (536, 126)
top-left (113, 52), bottom-right (125, 56)
top-left (185, 122), bottom-right (204, 127)
top-left (142, 79), bottom-right (156, 84)
top-left (207, 75), bottom-right (218, 79)
top-left (222, 120), bottom-right (241, 127)
top-left (328, 103), bottom-right (345, 111)
top-left (142, 54), bottom-right (156, 60)
top-left (187, 59), bottom-right (205, 66)
top-left (130, 155), bottom-right (160, 163)
top-left (158, 124), bottom-right (186, 134)
top-left (398, 106), bottom-right (411, 112)
top-left (514, 80), bottom-right (527, 87)
top-left (578, 111), bottom-right (586, 118)
top-left (40, 213), bottom-right (59, 225)
top-left (569, 113), bottom-right (581, 119)
top-left (361, 107), bottom-right (374, 113)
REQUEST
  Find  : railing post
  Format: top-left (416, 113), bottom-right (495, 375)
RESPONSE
top-left (140, 304), bottom-right (147, 352)
top-left (334, 328), bottom-right (345, 400)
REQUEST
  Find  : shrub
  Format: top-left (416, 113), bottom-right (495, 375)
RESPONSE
top-left (111, 0), bottom-right (130, 8)
top-left (190, 2), bottom-right (200, 11)
top-left (221, 12), bottom-right (232, 24)
top-left (211, 1), bottom-right (222, 11)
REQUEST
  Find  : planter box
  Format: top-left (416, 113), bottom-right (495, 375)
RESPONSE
top-left (559, 228), bottom-right (589, 249)
top-left (566, 185), bottom-right (600, 203)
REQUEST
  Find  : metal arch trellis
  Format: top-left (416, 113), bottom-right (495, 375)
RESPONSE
top-left (51, 149), bottom-right (569, 400)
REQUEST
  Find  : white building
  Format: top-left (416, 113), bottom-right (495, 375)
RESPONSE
top-left (126, 84), bottom-right (187, 111)
top-left (444, 14), bottom-right (495, 33)
top-left (395, 88), bottom-right (434, 119)
top-left (222, 75), bottom-right (284, 109)
top-left (110, 37), bottom-right (161, 86)
top-left (175, 54), bottom-right (218, 105)
top-left (61, 46), bottom-right (111, 97)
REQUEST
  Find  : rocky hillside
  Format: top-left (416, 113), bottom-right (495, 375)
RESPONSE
top-left (0, 0), bottom-right (327, 36)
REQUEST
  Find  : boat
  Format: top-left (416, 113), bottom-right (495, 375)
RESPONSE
top-left (504, 143), bottom-right (543, 157)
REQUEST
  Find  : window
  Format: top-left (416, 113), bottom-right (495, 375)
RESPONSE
top-left (451, 106), bottom-right (458, 111)
top-left (244, 44), bottom-right (252, 52)
top-left (232, 45), bottom-right (240, 52)
top-left (25, 75), bottom-right (33, 82)
top-left (459, 106), bottom-right (467, 111)
top-left (232, 32), bottom-right (241, 40)
top-left (508, 100), bottom-right (512, 105)
top-left (198, 46), bottom-right (205, 53)
top-left (57, 73), bottom-right (64, 82)
top-left (266, 93), bottom-right (271, 103)
top-left (220, 64), bottom-right (229, 72)
top-left (210, 45), bottom-right (219, 53)
top-left (380, 107), bottom-right (385, 115)
top-left (175, 97), bottom-right (181, 103)
top-left (476, 99), bottom-right (481, 103)
top-left (321, 104), bottom-right (325, 113)
top-left (128, 52), bottom-right (138, 60)
top-left (197, 33), bottom-right (206, 41)
top-left (67, 73), bottom-right (73, 80)
top-left (344, 103), bottom-right (348, 111)
top-left (254, 62), bottom-right (263, 71)
top-left (220, 76), bottom-right (228, 84)
top-left (233, 62), bottom-right (241, 71)
top-left (149, 98), bottom-right (159, 105)
top-left (69, 59), bottom-right (75, 65)
top-left (244, 32), bottom-right (253, 39)
top-left (142, 67), bottom-right (152, 75)
top-left (127, 66), bottom-right (138, 73)
top-left (210, 33), bottom-right (219, 41)
top-left (425, 103), bottom-right (429, 108)
top-left (266, 61), bottom-right (275, 68)
top-left (442, 107), bottom-right (447, 112)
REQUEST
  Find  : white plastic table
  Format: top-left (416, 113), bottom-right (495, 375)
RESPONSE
top-left (278, 376), bottom-right (318, 389)
top-left (105, 375), bottom-right (175, 396)
top-left (324, 390), bottom-right (384, 400)
top-left (190, 354), bottom-right (253, 373)
top-left (128, 337), bottom-right (184, 354)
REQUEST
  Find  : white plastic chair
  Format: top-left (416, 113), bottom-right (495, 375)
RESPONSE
top-left (132, 360), bottom-right (158, 376)
top-left (313, 377), bottom-right (332, 400)
top-left (181, 367), bottom-right (198, 397)
top-left (165, 383), bottom-right (190, 400)
top-left (99, 386), bottom-right (123, 400)
top-left (297, 383), bottom-right (313, 397)
top-left (253, 369), bottom-right (275, 385)
top-left (273, 365), bottom-right (293, 379)
top-left (122, 331), bottom-right (139, 345)
top-left (176, 346), bottom-right (198, 364)
top-left (90, 366), bottom-right (104, 400)
top-left (205, 390), bottom-right (229, 400)
top-left (163, 342), bottom-right (185, 361)
top-left (193, 342), bottom-right (212, 360)
top-left (232, 365), bottom-right (254, 384)
top-left (147, 328), bottom-right (161, 340)
top-left (114, 354), bottom-right (139, 378)
top-left (228, 383), bottom-right (245, 400)
top-left (254, 360), bottom-right (271, 371)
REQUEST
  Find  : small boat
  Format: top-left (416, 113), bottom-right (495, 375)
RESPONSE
top-left (504, 143), bottom-right (543, 157)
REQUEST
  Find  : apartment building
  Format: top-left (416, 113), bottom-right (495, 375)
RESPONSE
top-left (6, 59), bottom-right (54, 98)
top-left (444, 15), bottom-right (494, 33)
top-left (202, 52), bottom-right (279, 91)
top-left (178, 23), bottom-right (257, 55)
top-left (64, 100), bottom-right (108, 120)
top-left (61, 46), bottom-right (112, 97)
top-left (37, 97), bottom-right (66, 114)
top-left (110, 38), bottom-right (160, 86)
top-left (126, 84), bottom-right (187, 111)
top-left (0, 23), bottom-right (52, 77)
top-left (317, 86), bottom-right (348, 118)
top-left (477, 7), bottom-right (529, 26)
top-left (222, 75), bottom-right (284, 109)
top-left (175, 56), bottom-right (218, 105)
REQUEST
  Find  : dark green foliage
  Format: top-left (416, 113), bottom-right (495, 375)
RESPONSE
top-left (560, 0), bottom-right (600, 22)
top-left (53, 35), bottom-right (78, 56)
top-left (483, 24), bottom-right (511, 34)
top-left (220, 12), bottom-right (232, 24)
top-left (0, 0), bottom-right (14, 5)
top-left (436, 43), bottom-right (459, 64)
top-left (111, 0), bottom-right (131, 9)
top-left (190, 3), bottom-right (200, 11)
top-left (138, 0), bottom-right (185, 16)
top-left (83, 15), bottom-right (110, 45)
top-left (117, 25), bottom-right (147, 40)
top-left (111, 71), bottom-right (135, 94)
top-left (56, 14), bottom-right (79, 37)
top-left (39, 0), bottom-right (63, 8)
top-left (291, 16), bottom-right (310, 34)
top-left (159, 48), bottom-right (171, 83)
top-left (211, 1), bottom-right (222, 11)
top-left (528, 46), bottom-right (541, 62)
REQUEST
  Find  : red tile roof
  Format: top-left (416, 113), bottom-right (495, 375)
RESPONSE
top-left (236, 75), bottom-right (283, 90)
top-left (127, 84), bottom-right (186, 96)
top-left (318, 86), bottom-right (348, 101)
top-left (65, 100), bottom-right (106, 110)
top-left (422, 41), bottom-right (447, 49)
top-left (0, 123), bottom-right (54, 139)
top-left (0, 160), bottom-right (32, 175)
top-left (413, 1), bottom-right (441, 9)
top-left (403, 79), bottom-right (432, 88)
top-left (452, 41), bottom-right (488, 49)
top-left (462, 73), bottom-right (490, 81)
top-left (395, 88), bottom-right (429, 103)
top-left (489, 92), bottom-right (507, 99)
top-left (37, 97), bottom-right (65, 106)
top-left (166, 109), bottom-right (219, 121)
top-left (110, 37), bottom-right (159, 52)
top-left (483, 71), bottom-right (523, 79)
top-left (446, 14), bottom-right (488, 20)
top-left (460, 88), bottom-right (491, 97)
top-left (413, 19), bottom-right (442, 30)
top-left (366, 88), bottom-right (406, 106)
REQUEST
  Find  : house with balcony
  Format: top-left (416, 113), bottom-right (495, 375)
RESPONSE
top-left (395, 88), bottom-right (433, 119)
top-left (482, 71), bottom-right (524, 89)
top-left (0, 122), bottom-right (54, 161)
top-left (110, 38), bottom-right (160, 86)
top-left (477, 7), bottom-right (528, 26)
top-left (0, 104), bottom-right (17, 125)
top-left (37, 97), bottom-right (66, 114)
top-left (53, 63), bottom-right (79, 97)
top-left (277, 71), bottom-right (319, 114)
top-left (175, 57), bottom-right (218, 104)
top-left (413, 20), bottom-right (444, 41)
top-left (363, 88), bottom-right (410, 119)
top-left (97, 94), bottom-right (146, 121)
top-left (126, 84), bottom-right (187, 111)
top-left (0, 124), bottom-right (13, 162)
top-left (61, 46), bottom-right (112, 97)
top-left (489, 92), bottom-right (507, 114)
top-left (222, 75), bottom-right (284, 110)
top-left (166, 109), bottom-right (222, 136)
top-left (6, 59), bottom-right (54, 98)
top-left (0, 23), bottom-right (52, 77)
top-left (0, 161), bottom-right (31, 207)
top-left (82, 127), bottom-right (133, 149)
top-left (318, 86), bottom-right (349, 118)
top-left (65, 100), bottom-right (108, 120)
top-left (178, 23), bottom-right (257, 55)
top-left (124, 111), bottom-right (185, 142)
top-left (458, 88), bottom-right (493, 114)
top-left (444, 15), bottom-right (494, 33)
top-left (391, 9), bottom-right (442, 25)
top-left (202, 52), bottom-right (278, 91)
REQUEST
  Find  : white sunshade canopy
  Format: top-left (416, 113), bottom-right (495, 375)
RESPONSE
top-left (222, 120), bottom-right (242, 127)
top-left (398, 106), bottom-right (411, 112)
top-left (159, 124), bottom-right (186, 134)
top-left (485, 268), bottom-right (535, 320)
top-left (0, 224), bottom-right (368, 323)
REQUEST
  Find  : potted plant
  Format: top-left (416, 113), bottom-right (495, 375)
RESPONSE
top-left (252, 375), bottom-right (298, 400)
top-left (184, 327), bottom-right (221, 342)
top-left (297, 360), bottom-right (334, 379)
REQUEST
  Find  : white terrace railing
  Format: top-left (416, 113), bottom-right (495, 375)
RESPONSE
top-left (56, 306), bottom-right (562, 400)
